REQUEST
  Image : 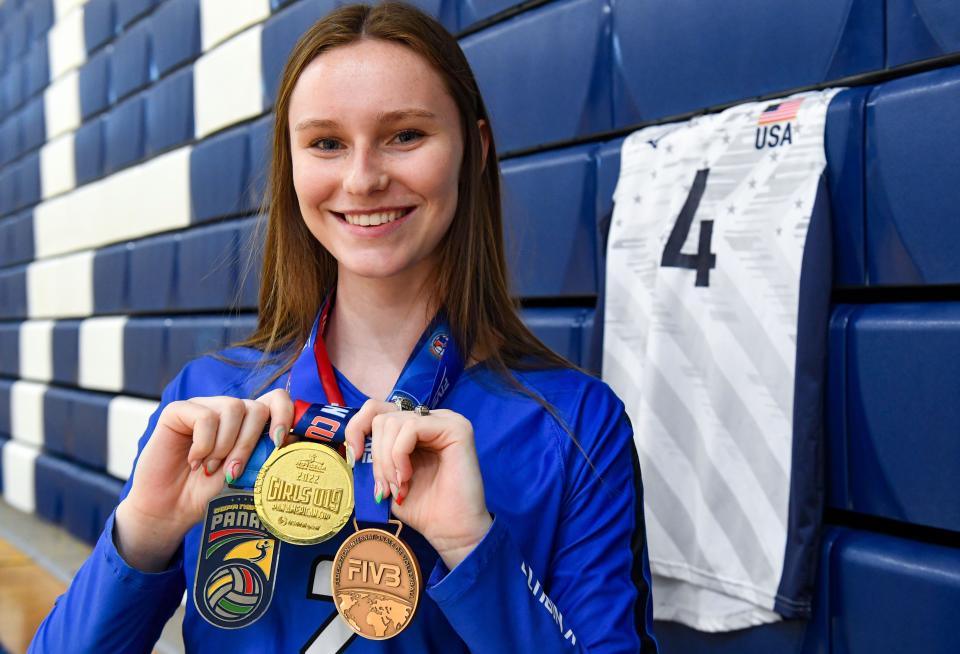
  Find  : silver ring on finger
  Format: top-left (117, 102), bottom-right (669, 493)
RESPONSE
top-left (413, 405), bottom-right (430, 417)
top-left (393, 397), bottom-right (414, 411)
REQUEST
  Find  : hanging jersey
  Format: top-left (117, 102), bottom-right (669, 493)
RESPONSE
top-left (602, 89), bottom-right (837, 631)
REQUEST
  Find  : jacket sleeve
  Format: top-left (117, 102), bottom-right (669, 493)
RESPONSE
top-left (427, 389), bottom-right (659, 653)
top-left (29, 370), bottom-right (191, 654)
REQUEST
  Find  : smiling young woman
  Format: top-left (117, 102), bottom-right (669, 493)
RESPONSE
top-left (30, 3), bottom-right (659, 653)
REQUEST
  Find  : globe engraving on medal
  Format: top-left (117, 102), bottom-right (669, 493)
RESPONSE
top-left (332, 526), bottom-right (422, 639)
top-left (253, 442), bottom-right (354, 545)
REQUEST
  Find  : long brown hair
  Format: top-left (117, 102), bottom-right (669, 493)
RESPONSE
top-left (238, 1), bottom-right (574, 391)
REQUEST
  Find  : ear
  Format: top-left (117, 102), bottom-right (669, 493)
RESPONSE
top-left (477, 119), bottom-right (491, 171)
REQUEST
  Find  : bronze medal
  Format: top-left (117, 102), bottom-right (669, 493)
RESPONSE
top-left (253, 442), bottom-right (354, 545)
top-left (331, 520), bottom-right (421, 639)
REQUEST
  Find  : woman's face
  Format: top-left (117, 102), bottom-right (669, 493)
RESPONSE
top-left (288, 38), bottom-right (464, 283)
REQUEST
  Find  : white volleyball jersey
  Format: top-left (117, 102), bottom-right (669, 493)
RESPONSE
top-left (603, 89), bottom-right (839, 632)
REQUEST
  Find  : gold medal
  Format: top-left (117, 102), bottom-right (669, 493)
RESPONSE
top-left (331, 520), bottom-right (421, 639)
top-left (253, 442), bottom-right (354, 545)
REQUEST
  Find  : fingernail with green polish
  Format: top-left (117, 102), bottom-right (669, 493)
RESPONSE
top-left (273, 426), bottom-right (286, 448)
top-left (225, 461), bottom-right (241, 484)
top-left (375, 482), bottom-right (383, 504)
top-left (345, 444), bottom-right (355, 469)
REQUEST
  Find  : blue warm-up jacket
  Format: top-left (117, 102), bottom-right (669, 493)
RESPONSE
top-left (31, 348), bottom-right (659, 653)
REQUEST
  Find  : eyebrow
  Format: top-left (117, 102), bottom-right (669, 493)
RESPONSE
top-left (293, 109), bottom-right (437, 131)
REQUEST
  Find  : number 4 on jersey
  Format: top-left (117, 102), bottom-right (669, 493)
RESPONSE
top-left (660, 168), bottom-right (716, 287)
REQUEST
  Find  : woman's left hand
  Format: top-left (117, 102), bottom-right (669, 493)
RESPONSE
top-left (344, 400), bottom-right (492, 569)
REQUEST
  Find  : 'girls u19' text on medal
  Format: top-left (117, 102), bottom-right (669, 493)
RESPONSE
top-left (253, 441), bottom-right (354, 545)
top-left (332, 520), bottom-right (421, 639)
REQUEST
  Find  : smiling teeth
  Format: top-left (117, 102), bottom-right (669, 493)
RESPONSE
top-left (343, 209), bottom-right (407, 226)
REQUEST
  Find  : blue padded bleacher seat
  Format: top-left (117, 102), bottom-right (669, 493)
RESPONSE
top-left (866, 64), bottom-right (960, 285)
top-left (825, 88), bottom-right (870, 287)
top-left (145, 66), bottom-right (193, 156)
top-left (128, 233), bottom-right (177, 313)
top-left (111, 21), bottom-right (152, 101)
top-left (225, 313), bottom-right (258, 344)
top-left (829, 528), bottom-right (960, 654)
top-left (461, 0), bottom-right (612, 153)
top-left (0, 265), bottom-right (27, 319)
top-left (41, 386), bottom-right (114, 470)
top-left (0, 209), bottom-right (33, 267)
top-left (83, 0), bottom-right (116, 55)
top-left (0, 380), bottom-right (12, 438)
top-left (655, 618), bottom-right (815, 654)
top-left (611, 0), bottom-right (883, 125)
top-left (92, 240), bottom-right (128, 314)
top-left (459, 0), bottom-right (524, 28)
top-left (52, 320), bottom-right (80, 386)
top-left (176, 220), bottom-right (239, 310)
top-left (103, 94), bottom-right (145, 174)
top-left (151, 0), bottom-right (200, 76)
top-left (235, 216), bottom-right (262, 309)
top-left (70, 390), bottom-right (111, 470)
top-left (245, 115), bottom-right (272, 212)
top-left (261, 0), bottom-right (337, 103)
top-left (74, 117), bottom-right (106, 184)
top-left (116, 0), bottom-right (159, 30)
top-left (190, 124), bottom-right (250, 222)
top-left (0, 322), bottom-right (18, 376)
top-left (501, 144), bottom-right (598, 298)
top-left (521, 307), bottom-right (594, 369)
top-left (588, 137), bottom-right (624, 374)
top-left (166, 316), bottom-right (230, 378)
top-left (0, 436), bottom-right (6, 491)
top-left (14, 151), bottom-right (40, 211)
top-left (62, 463), bottom-right (124, 545)
top-left (595, 137), bottom-right (624, 265)
top-left (41, 386), bottom-right (72, 458)
top-left (79, 48), bottom-right (111, 120)
top-left (887, 0), bottom-right (960, 67)
top-left (0, 116), bottom-right (17, 166)
top-left (402, 0), bottom-right (457, 31)
top-left (1, 61), bottom-right (24, 116)
top-left (4, 10), bottom-right (26, 60)
top-left (123, 317), bottom-right (168, 397)
top-left (829, 303), bottom-right (960, 533)
top-left (26, 0), bottom-right (53, 42)
top-left (34, 452), bottom-right (70, 525)
top-left (21, 96), bottom-right (44, 152)
top-left (23, 38), bottom-right (48, 97)
top-left (0, 167), bottom-right (16, 214)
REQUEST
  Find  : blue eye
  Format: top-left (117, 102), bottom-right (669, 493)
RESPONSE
top-left (395, 130), bottom-right (423, 144)
top-left (312, 138), bottom-right (342, 151)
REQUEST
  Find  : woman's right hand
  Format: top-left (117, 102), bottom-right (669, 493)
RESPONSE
top-left (113, 389), bottom-right (293, 572)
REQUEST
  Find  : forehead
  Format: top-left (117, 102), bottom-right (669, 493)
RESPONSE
top-left (288, 38), bottom-right (457, 123)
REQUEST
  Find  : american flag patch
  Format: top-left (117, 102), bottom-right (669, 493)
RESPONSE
top-left (757, 98), bottom-right (804, 125)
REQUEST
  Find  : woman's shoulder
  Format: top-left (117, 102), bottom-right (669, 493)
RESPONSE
top-left (512, 364), bottom-right (625, 415)
top-left (170, 346), bottom-right (286, 400)
top-left (467, 361), bottom-right (627, 429)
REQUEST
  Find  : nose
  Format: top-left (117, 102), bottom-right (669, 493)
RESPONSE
top-left (343, 146), bottom-right (388, 196)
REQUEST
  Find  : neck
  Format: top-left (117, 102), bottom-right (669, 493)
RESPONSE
top-left (325, 266), bottom-right (437, 400)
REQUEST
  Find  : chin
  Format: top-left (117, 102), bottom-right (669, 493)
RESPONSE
top-left (338, 256), bottom-right (412, 280)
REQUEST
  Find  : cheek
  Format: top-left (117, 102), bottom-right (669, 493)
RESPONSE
top-left (291, 155), bottom-right (334, 209)
top-left (418, 145), bottom-right (462, 215)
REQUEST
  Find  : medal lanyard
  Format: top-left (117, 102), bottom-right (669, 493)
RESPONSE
top-left (289, 293), bottom-right (465, 523)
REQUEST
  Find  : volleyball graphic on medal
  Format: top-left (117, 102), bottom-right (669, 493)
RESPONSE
top-left (193, 494), bottom-right (280, 629)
